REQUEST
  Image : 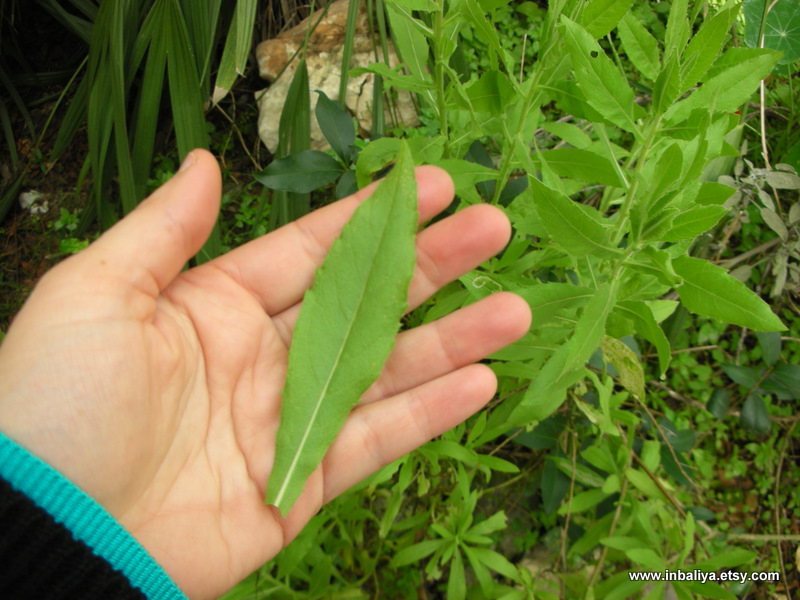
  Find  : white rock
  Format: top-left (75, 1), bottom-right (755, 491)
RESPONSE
top-left (255, 0), bottom-right (418, 154)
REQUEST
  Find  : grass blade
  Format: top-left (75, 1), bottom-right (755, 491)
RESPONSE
top-left (213, 0), bottom-right (258, 105)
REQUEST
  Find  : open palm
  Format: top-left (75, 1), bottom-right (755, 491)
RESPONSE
top-left (0, 150), bottom-right (531, 599)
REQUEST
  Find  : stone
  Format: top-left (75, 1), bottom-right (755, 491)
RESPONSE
top-left (255, 0), bottom-right (418, 154)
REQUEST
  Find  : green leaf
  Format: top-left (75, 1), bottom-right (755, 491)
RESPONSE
top-left (693, 549), bottom-right (756, 571)
top-left (617, 12), bottom-right (660, 81)
top-left (625, 548), bottom-right (666, 571)
top-left (744, 0), bottom-right (800, 64)
top-left (509, 283), bottom-right (617, 425)
top-left (542, 455), bottom-right (571, 514)
top-left (456, 0), bottom-right (512, 72)
top-left (393, 539), bottom-right (447, 567)
top-left (212, 0), bottom-right (258, 104)
top-left (562, 17), bottom-right (641, 137)
top-left (448, 549), bottom-right (467, 600)
top-left (567, 281), bottom-right (618, 369)
top-left (601, 336), bottom-right (645, 399)
top-left (664, 0), bottom-right (690, 59)
top-left (265, 142), bottom-right (418, 515)
top-left (755, 330), bottom-right (782, 366)
top-left (530, 177), bottom-right (620, 258)
top-left (662, 205), bottom-right (729, 242)
top-left (255, 150), bottom-right (345, 193)
top-left (356, 137), bottom-right (401, 187)
top-left (614, 301), bottom-right (671, 376)
top-left (467, 547), bottom-right (520, 583)
top-left (707, 389), bottom-right (730, 419)
top-left (580, 0), bottom-right (634, 39)
top-left (722, 365), bottom-right (762, 388)
top-left (350, 63), bottom-right (436, 94)
top-left (673, 256), bottom-right (786, 331)
top-left (625, 468), bottom-right (668, 502)
top-left (762, 365), bottom-right (800, 400)
top-left (460, 70), bottom-right (516, 113)
top-left (740, 394), bottom-right (771, 434)
top-left (385, 1), bottom-right (434, 103)
top-left (436, 159), bottom-right (498, 197)
top-left (314, 90), bottom-right (356, 163)
top-left (516, 283), bottom-right (594, 324)
top-left (686, 581), bottom-right (737, 600)
top-left (566, 283), bottom-right (618, 373)
top-left (680, 3), bottom-right (738, 90)
top-left (535, 148), bottom-right (626, 187)
top-left (665, 48), bottom-right (782, 124)
top-left (558, 489), bottom-right (610, 514)
top-left (551, 456), bottom-right (607, 488)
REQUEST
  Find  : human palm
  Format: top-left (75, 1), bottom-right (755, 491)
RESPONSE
top-left (0, 150), bottom-right (530, 599)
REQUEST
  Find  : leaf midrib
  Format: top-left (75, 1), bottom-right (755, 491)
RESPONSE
top-left (270, 196), bottom-right (399, 507)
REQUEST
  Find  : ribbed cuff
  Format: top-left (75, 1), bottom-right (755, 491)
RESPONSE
top-left (0, 430), bottom-right (187, 600)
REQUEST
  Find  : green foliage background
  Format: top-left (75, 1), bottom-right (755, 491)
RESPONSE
top-left (2, 0), bottom-right (800, 598)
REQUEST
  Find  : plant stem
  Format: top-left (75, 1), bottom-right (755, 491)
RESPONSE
top-left (432, 0), bottom-right (448, 157)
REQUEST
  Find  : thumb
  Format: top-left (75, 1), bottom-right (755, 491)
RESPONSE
top-left (71, 149), bottom-right (222, 295)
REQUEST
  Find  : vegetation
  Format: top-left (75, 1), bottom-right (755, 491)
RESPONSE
top-left (1, 0), bottom-right (799, 598)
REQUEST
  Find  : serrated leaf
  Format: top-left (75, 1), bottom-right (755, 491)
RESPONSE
top-left (680, 3), bottom-right (738, 90)
top-left (580, 0), bottom-right (634, 38)
top-left (665, 48), bottom-right (782, 124)
top-left (673, 255), bottom-right (786, 331)
top-left (530, 177), bottom-right (620, 258)
top-left (562, 17), bottom-right (640, 136)
top-left (255, 150), bottom-right (345, 193)
top-left (265, 142), bottom-right (418, 515)
top-left (516, 283), bottom-right (594, 323)
top-left (662, 205), bottom-right (729, 241)
top-left (614, 302), bottom-right (671, 376)
top-left (617, 12), bottom-right (660, 81)
top-left (461, 70), bottom-right (516, 113)
top-left (535, 148), bottom-right (626, 187)
top-left (385, 1), bottom-right (434, 105)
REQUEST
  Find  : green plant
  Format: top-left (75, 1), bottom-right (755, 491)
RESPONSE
top-left (266, 142), bottom-right (418, 515)
top-left (235, 0), bottom-right (800, 597)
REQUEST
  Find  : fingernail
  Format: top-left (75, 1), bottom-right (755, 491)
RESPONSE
top-left (178, 150), bottom-right (196, 174)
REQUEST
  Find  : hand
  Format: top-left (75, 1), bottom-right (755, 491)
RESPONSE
top-left (0, 150), bottom-right (531, 599)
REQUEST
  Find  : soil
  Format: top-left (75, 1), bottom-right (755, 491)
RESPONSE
top-left (0, 5), bottom-right (281, 333)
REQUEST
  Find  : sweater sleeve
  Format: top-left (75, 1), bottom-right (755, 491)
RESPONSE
top-left (0, 430), bottom-right (188, 600)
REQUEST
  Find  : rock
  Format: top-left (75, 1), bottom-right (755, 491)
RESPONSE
top-left (255, 0), bottom-right (418, 154)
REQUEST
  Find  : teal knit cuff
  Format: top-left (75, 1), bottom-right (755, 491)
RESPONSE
top-left (0, 430), bottom-right (187, 600)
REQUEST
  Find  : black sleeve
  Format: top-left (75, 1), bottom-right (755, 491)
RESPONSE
top-left (0, 477), bottom-right (147, 600)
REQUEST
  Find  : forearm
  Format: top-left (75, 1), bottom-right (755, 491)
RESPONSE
top-left (0, 431), bottom-right (187, 600)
